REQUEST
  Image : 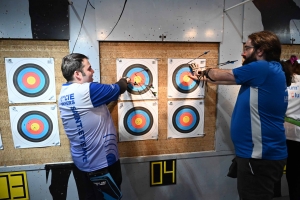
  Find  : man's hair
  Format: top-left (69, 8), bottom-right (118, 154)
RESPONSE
top-left (248, 31), bottom-right (281, 62)
top-left (61, 53), bottom-right (89, 81)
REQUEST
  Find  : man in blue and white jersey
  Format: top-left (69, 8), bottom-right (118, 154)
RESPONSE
top-left (189, 31), bottom-right (291, 200)
top-left (58, 53), bottom-right (130, 200)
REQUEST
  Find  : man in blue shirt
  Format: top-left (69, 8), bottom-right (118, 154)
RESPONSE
top-left (58, 53), bottom-right (130, 200)
top-left (190, 31), bottom-right (291, 200)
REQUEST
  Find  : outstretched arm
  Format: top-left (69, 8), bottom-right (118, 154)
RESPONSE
top-left (207, 68), bottom-right (236, 84)
top-left (189, 63), bottom-right (236, 85)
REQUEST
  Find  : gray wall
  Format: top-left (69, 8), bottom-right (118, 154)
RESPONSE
top-left (95, 0), bottom-right (224, 42)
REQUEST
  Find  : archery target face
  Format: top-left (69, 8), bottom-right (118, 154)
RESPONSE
top-left (9, 105), bottom-right (60, 148)
top-left (168, 100), bottom-right (204, 138)
top-left (168, 59), bottom-right (206, 98)
top-left (118, 101), bottom-right (158, 141)
top-left (117, 59), bottom-right (158, 100)
top-left (5, 58), bottom-right (56, 103)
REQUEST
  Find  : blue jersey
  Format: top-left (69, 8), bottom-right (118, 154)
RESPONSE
top-left (231, 60), bottom-right (287, 160)
top-left (58, 82), bottom-right (121, 172)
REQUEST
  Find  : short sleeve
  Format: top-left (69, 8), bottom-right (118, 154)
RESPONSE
top-left (89, 82), bottom-right (121, 107)
top-left (232, 61), bottom-right (269, 87)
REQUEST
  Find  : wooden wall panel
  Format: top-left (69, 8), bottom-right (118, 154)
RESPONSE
top-left (100, 42), bottom-right (219, 157)
top-left (0, 40), bottom-right (70, 166)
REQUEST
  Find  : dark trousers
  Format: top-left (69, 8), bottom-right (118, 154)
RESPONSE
top-left (286, 140), bottom-right (300, 200)
top-left (82, 160), bottom-right (122, 200)
top-left (236, 156), bottom-right (286, 200)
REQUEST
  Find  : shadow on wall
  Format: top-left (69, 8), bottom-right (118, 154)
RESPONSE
top-left (45, 163), bottom-right (85, 200)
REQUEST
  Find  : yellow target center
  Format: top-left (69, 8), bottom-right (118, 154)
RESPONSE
top-left (183, 116), bottom-right (190, 123)
top-left (183, 75), bottom-right (190, 82)
top-left (31, 123), bottom-right (40, 131)
top-left (27, 76), bottom-right (36, 85)
top-left (135, 118), bottom-right (143, 125)
top-left (134, 76), bottom-right (142, 84)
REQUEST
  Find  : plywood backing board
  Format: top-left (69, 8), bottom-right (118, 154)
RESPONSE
top-left (100, 42), bottom-right (219, 157)
top-left (0, 40), bottom-right (70, 166)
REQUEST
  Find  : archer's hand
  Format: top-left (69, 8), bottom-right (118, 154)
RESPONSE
top-left (188, 72), bottom-right (201, 81)
top-left (189, 63), bottom-right (207, 80)
top-left (189, 63), bottom-right (199, 72)
top-left (122, 76), bottom-right (131, 83)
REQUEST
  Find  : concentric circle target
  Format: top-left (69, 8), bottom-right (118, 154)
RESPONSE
top-left (122, 64), bottom-right (153, 95)
top-left (172, 105), bottom-right (200, 133)
top-left (17, 111), bottom-right (53, 142)
top-left (172, 64), bottom-right (199, 93)
top-left (13, 64), bottom-right (50, 97)
top-left (123, 106), bottom-right (153, 136)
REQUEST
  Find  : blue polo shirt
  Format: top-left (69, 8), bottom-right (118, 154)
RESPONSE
top-left (58, 82), bottom-right (121, 172)
top-left (231, 60), bottom-right (287, 160)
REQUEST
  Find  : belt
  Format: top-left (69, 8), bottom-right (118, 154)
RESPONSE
top-left (87, 167), bottom-right (109, 177)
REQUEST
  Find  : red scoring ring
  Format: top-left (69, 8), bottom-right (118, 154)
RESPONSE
top-left (130, 72), bottom-right (146, 86)
top-left (131, 114), bottom-right (146, 128)
top-left (179, 112), bottom-right (193, 127)
top-left (179, 71), bottom-right (193, 87)
top-left (25, 119), bottom-right (44, 134)
top-left (22, 72), bottom-right (41, 88)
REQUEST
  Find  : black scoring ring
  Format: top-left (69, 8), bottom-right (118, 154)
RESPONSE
top-left (123, 64), bottom-right (153, 95)
top-left (17, 111), bottom-right (53, 142)
top-left (123, 106), bottom-right (153, 136)
top-left (172, 105), bottom-right (200, 133)
top-left (172, 64), bottom-right (199, 93)
top-left (13, 63), bottom-right (50, 97)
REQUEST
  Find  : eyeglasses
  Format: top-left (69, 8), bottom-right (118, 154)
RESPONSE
top-left (243, 45), bottom-right (254, 52)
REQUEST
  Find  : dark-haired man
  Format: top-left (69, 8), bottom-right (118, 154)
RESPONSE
top-left (58, 53), bottom-right (130, 200)
top-left (190, 31), bottom-right (290, 200)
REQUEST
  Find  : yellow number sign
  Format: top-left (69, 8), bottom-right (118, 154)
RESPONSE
top-left (0, 171), bottom-right (29, 200)
top-left (150, 159), bottom-right (176, 186)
